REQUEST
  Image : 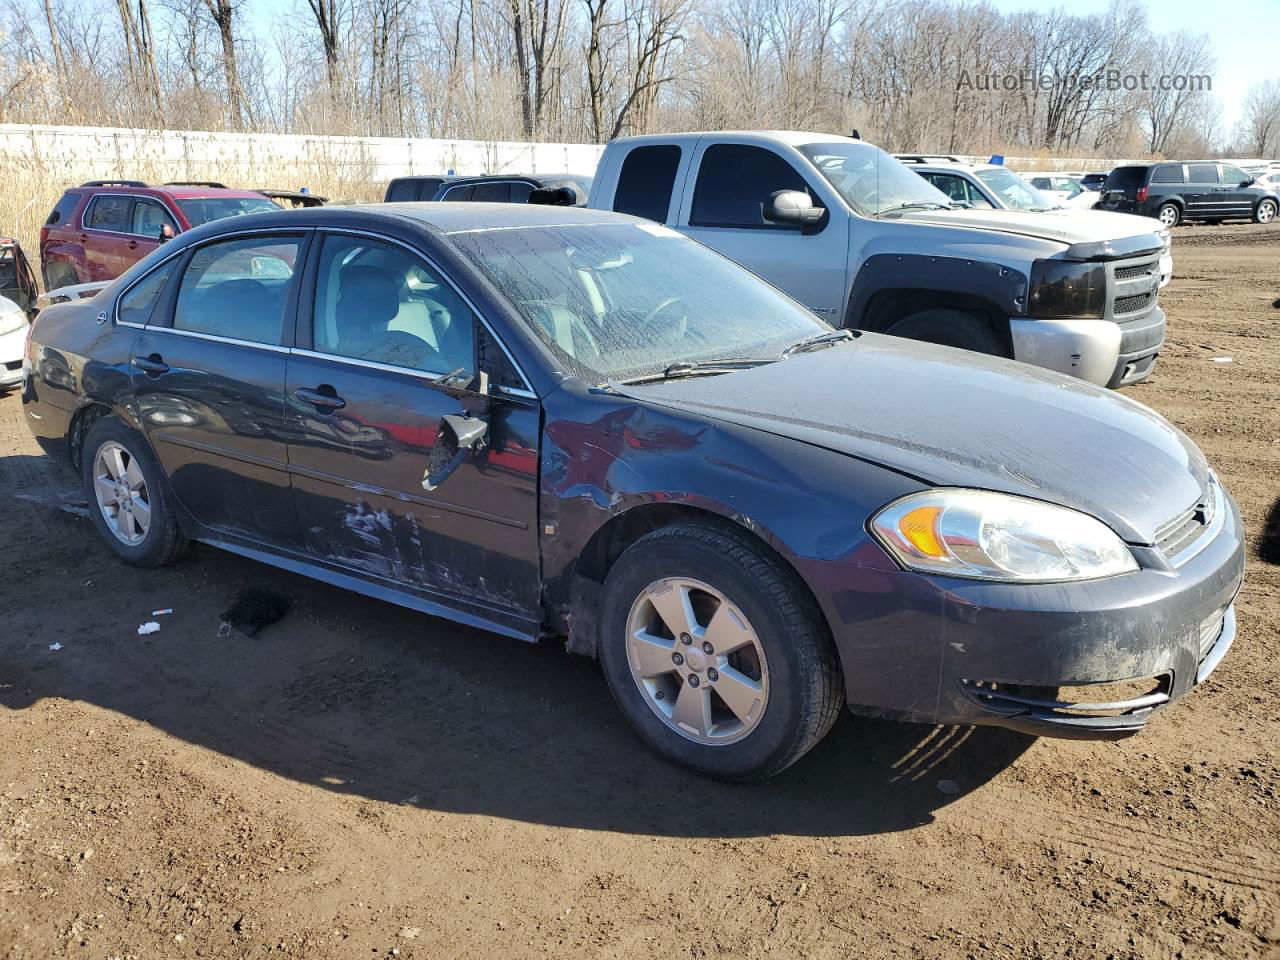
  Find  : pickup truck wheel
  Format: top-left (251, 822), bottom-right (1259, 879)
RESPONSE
top-left (82, 418), bottom-right (189, 567)
top-left (598, 521), bottom-right (843, 781)
top-left (1157, 202), bottom-right (1181, 227)
top-left (1254, 199), bottom-right (1277, 224)
top-left (884, 309), bottom-right (1008, 358)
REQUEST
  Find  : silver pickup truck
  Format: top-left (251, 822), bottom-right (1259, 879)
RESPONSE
top-left (588, 131), bottom-right (1168, 387)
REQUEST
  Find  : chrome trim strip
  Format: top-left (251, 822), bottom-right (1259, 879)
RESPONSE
top-left (145, 325), bottom-right (291, 353)
top-left (290, 347), bottom-right (456, 380)
top-left (1172, 482), bottom-right (1226, 568)
top-left (1196, 605), bottom-right (1235, 684)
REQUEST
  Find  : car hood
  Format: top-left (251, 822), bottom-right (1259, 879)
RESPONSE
top-left (896, 207), bottom-right (1161, 248)
top-left (620, 335), bottom-right (1209, 543)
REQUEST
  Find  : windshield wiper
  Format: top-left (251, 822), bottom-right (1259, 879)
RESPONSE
top-left (782, 329), bottom-right (856, 357)
top-left (616, 357), bottom-right (775, 385)
top-left (876, 201), bottom-right (951, 216)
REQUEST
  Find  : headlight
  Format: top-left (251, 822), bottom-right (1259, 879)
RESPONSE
top-left (1028, 259), bottom-right (1105, 318)
top-left (0, 307), bottom-right (26, 336)
top-left (870, 489), bottom-right (1138, 583)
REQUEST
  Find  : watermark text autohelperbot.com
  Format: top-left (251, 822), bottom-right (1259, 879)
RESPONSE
top-left (957, 70), bottom-right (1212, 93)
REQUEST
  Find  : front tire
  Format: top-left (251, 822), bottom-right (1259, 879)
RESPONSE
top-left (81, 418), bottom-right (188, 567)
top-left (1254, 199), bottom-right (1277, 224)
top-left (1157, 202), bottom-right (1182, 227)
top-left (599, 521), bottom-right (843, 781)
top-left (884, 308), bottom-right (1008, 357)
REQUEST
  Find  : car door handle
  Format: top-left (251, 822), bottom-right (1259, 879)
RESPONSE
top-left (132, 354), bottom-right (169, 376)
top-left (294, 386), bottom-right (346, 411)
top-left (127, 240), bottom-right (138, 249)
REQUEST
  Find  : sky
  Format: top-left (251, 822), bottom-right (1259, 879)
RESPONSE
top-left (243, 0), bottom-right (1272, 135)
top-left (980, 0), bottom-right (1269, 132)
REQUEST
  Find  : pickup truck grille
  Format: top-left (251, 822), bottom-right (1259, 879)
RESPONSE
top-left (1114, 262), bottom-right (1156, 281)
top-left (1114, 291), bottom-right (1154, 315)
top-left (1106, 254), bottom-right (1161, 322)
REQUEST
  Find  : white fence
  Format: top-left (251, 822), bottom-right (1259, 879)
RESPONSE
top-left (0, 123), bottom-right (606, 186)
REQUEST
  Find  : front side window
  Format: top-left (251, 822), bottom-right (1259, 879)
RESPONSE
top-left (798, 142), bottom-right (954, 216)
top-left (691, 144), bottom-right (817, 227)
top-left (86, 195), bottom-right (133, 232)
top-left (1187, 164), bottom-right (1219, 184)
top-left (614, 145), bottom-right (681, 222)
top-left (447, 221), bottom-right (827, 384)
top-left (173, 235), bottom-right (301, 344)
top-left (312, 234), bottom-right (476, 377)
top-left (118, 261), bottom-right (176, 325)
top-left (175, 196), bottom-right (280, 227)
top-left (131, 199), bottom-right (177, 237)
top-left (1220, 165), bottom-right (1250, 186)
top-left (923, 173), bottom-right (989, 208)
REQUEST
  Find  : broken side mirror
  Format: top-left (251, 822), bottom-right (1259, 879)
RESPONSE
top-left (159, 224), bottom-right (176, 243)
top-left (764, 190), bottom-right (825, 229)
top-left (421, 413), bottom-right (490, 491)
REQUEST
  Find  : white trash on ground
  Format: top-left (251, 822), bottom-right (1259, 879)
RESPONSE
top-left (137, 622), bottom-right (161, 636)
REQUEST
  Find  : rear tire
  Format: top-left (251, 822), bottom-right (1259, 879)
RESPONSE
top-left (43, 261), bottom-right (78, 291)
top-left (598, 521), bottom-right (843, 781)
top-left (884, 308), bottom-right (1009, 357)
top-left (81, 418), bottom-right (188, 567)
top-left (1157, 202), bottom-right (1181, 228)
top-left (1254, 199), bottom-right (1277, 225)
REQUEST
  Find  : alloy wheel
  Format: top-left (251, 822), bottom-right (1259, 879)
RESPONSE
top-left (1158, 204), bottom-right (1179, 227)
top-left (625, 577), bottom-right (769, 745)
top-left (1258, 201), bottom-right (1276, 224)
top-left (92, 440), bottom-right (151, 545)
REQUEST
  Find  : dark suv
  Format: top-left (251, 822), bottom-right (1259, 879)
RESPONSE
top-left (1096, 163), bottom-right (1279, 227)
top-left (384, 174), bottom-right (593, 206)
top-left (41, 181), bottom-right (282, 289)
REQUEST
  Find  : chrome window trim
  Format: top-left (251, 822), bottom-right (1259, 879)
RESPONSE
top-left (144, 325), bottom-right (292, 354)
top-left (314, 226), bottom-right (535, 396)
top-left (291, 346), bottom-right (457, 378)
top-left (113, 249), bottom-right (187, 326)
top-left (82, 192), bottom-right (146, 235)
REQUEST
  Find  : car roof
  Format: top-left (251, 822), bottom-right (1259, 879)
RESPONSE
top-left (611, 130), bottom-right (862, 149)
top-left (379, 202), bottom-right (630, 233)
top-left (75, 183), bottom-right (272, 200)
top-left (907, 162), bottom-right (1003, 174)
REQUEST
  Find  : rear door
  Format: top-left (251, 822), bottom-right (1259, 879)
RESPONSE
top-left (678, 141), bottom-right (849, 321)
top-left (81, 194), bottom-right (136, 280)
top-left (284, 230), bottom-right (541, 632)
top-left (129, 230), bottom-right (308, 546)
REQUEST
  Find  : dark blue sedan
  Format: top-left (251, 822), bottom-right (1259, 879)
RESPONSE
top-left (21, 204), bottom-right (1243, 780)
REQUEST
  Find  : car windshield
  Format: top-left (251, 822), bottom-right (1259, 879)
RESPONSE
top-left (797, 142), bottom-right (953, 216)
top-left (447, 222), bottom-right (830, 383)
top-left (176, 196), bottom-right (282, 226)
top-left (975, 168), bottom-right (1056, 211)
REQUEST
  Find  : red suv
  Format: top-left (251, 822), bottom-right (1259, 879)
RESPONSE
top-left (40, 181), bottom-right (282, 290)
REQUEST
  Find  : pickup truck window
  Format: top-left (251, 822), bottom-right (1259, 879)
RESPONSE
top-left (690, 144), bottom-right (816, 228)
top-left (798, 142), bottom-right (951, 216)
top-left (614, 145), bottom-right (681, 222)
top-left (448, 222), bottom-right (826, 383)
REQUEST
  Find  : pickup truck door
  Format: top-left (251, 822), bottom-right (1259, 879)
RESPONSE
top-left (675, 141), bottom-right (849, 323)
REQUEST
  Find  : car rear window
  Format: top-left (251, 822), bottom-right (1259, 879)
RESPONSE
top-left (45, 192), bottom-right (80, 226)
top-left (1104, 167), bottom-right (1147, 190)
top-left (175, 196), bottom-right (281, 226)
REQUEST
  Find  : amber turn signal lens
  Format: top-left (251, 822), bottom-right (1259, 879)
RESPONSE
top-left (898, 505), bottom-right (946, 558)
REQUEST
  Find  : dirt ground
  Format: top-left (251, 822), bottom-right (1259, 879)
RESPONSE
top-left (1, 222), bottom-right (1277, 960)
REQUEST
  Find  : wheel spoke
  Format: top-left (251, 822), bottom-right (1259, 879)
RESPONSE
top-left (130, 497), bottom-right (151, 533)
top-left (630, 630), bottom-right (676, 678)
top-left (105, 445), bottom-right (126, 481)
top-left (702, 602), bottom-right (753, 656)
top-left (713, 665), bottom-right (764, 726)
top-left (649, 581), bottom-right (696, 638)
top-left (95, 475), bottom-right (118, 506)
top-left (670, 683), bottom-right (712, 738)
top-left (124, 459), bottom-right (145, 491)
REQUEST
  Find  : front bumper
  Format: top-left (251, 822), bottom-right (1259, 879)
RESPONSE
top-left (799, 488), bottom-right (1245, 739)
top-left (1008, 305), bottom-right (1165, 388)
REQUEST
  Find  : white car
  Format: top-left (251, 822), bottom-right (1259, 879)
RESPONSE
top-left (1023, 173), bottom-right (1100, 209)
top-left (0, 295), bottom-right (29, 391)
top-left (1253, 170), bottom-right (1280, 196)
top-left (899, 158), bottom-right (1171, 286)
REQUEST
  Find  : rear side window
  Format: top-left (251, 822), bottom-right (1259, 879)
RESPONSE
top-left (691, 144), bottom-right (815, 228)
top-left (386, 179), bottom-right (416, 202)
top-left (614, 145), bottom-right (682, 222)
top-left (1152, 164), bottom-right (1182, 183)
top-left (471, 182), bottom-right (510, 202)
top-left (45, 192), bottom-right (80, 226)
top-left (441, 184), bottom-right (474, 202)
top-left (173, 235), bottom-right (301, 344)
top-left (118, 262), bottom-right (176, 325)
top-left (1104, 167), bottom-right (1146, 190)
top-left (85, 195), bottom-right (133, 232)
top-left (1187, 164), bottom-right (1219, 184)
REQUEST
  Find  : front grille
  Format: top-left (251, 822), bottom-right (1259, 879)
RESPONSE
top-left (1114, 291), bottom-right (1154, 314)
top-left (1115, 263), bottom-right (1155, 281)
top-left (1155, 483), bottom-right (1220, 563)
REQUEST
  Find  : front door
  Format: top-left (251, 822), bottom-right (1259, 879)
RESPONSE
top-left (284, 231), bottom-right (541, 632)
top-left (129, 230), bottom-right (308, 546)
top-left (679, 142), bottom-right (849, 322)
top-left (1218, 164), bottom-right (1257, 218)
top-left (124, 197), bottom-right (178, 270)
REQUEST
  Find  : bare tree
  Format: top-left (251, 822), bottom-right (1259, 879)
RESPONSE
top-left (1137, 30), bottom-right (1215, 156)
top-left (1238, 79), bottom-right (1280, 156)
top-left (200, 0), bottom-right (248, 128)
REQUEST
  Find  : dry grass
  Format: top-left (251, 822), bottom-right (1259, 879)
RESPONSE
top-left (0, 158), bottom-right (385, 290)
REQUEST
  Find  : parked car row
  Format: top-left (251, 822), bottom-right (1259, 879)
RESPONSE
top-left (20, 189), bottom-right (1244, 779)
